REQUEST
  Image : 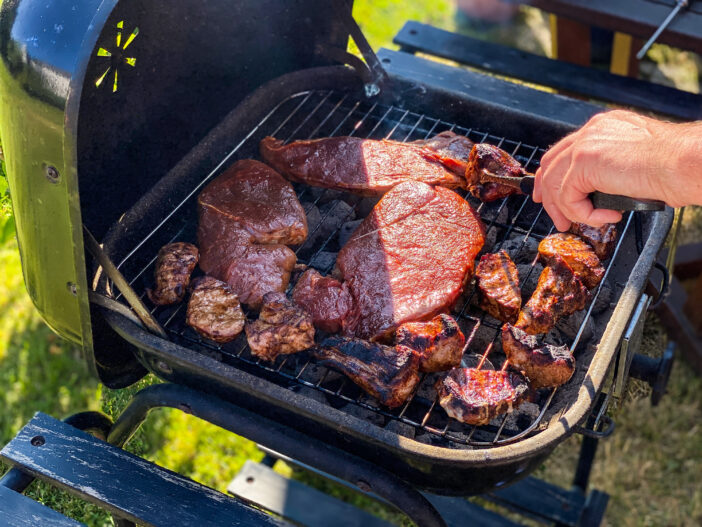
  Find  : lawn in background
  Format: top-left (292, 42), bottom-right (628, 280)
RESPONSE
top-left (1, 1), bottom-right (702, 525)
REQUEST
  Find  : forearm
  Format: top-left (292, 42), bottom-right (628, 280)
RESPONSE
top-left (667, 121), bottom-right (702, 207)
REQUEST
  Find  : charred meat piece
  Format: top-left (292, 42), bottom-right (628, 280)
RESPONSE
top-left (291, 268), bottom-right (353, 333)
top-left (260, 133), bottom-right (470, 196)
top-left (465, 143), bottom-right (527, 202)
top-left (516, 256), bottom-right (590, 335)
top-left (475, 250), bottom-right (521, 323)
top-left (538, 233), bottom-right (605, 289)
top-left (336, 181), bottom-right (485, 340)
top-left (569, 222), bottom-right (618, 260)
top-left (411, 131), bottom-right (475, 176)
top-left (395, 314), bottom-right (465, 372)
top-left (312, 336), bottom-right (421, 408)
top-left (197, 159), bottom-right (306, 308)
top-left (186, 277), bottom-right (245, 343)
top-left (246, 292), bottom-right (315, 362)
top-left (436, 368), bottom-right (528, 426)
top-left (147, 242), bottom-right (199, 305)
top-left (502, 324), bottom-right (575, 389)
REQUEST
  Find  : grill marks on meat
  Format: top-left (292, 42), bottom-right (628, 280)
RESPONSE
top-left (312, 336), bottom-right (421, 408)
top-left (291, 268), bottom-right (353, 333)
top-left (395, 314), bottom-right (465, 372)
top-left (259, 132), bottom-right (471, 196)
top-left (475, 251), bottom-right (521, 323)
top-left (516, 256), bottom-right (589, 335)
top-left (569, 222), bottom-right (618, 260)
top-left (147, 243), bottom-right (199, 305)
top-left (538, 233), bottom-right (604, 289)
top-left (186, 277), bottom-right (245, 343)
top-left (197, 160), bottom-right (307, 308)
top-left (502, 324), bottom-right (575, 389)
top-left (336, 181), bottom-right (485, 340)
top-left (436, 368), bottom-right (528, 425)
top-left (245, 292), bottom-right (315, 362)
top-left (465, 143), bottom-right (527, 202)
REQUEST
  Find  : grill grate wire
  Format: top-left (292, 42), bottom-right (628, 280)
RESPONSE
top-left (112, 90), bottom-right (631, 449)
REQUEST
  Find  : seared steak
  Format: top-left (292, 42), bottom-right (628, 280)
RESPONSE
top-left (186, 277), bottom-right (245, 343)
top-left (569, 222), bottom-right (618, 261)
top-left (475, 250), bottom-right (521, 323)
top-left (245, 292), bottom-right (315, 362)
top-left (259, 132), bottom-right (471, 196)
top-left (436, 368), bottom-right (528, 425)
top-left (516, 256), bottom-right (590, 335)
top-left (465, 143), bottom-right (526, 202)
top-left (538, 233), bottom-right (604, 289)
top-left (312, 336), bottom-right (421, 408)
top-left (291, 268), bottom-right (353, 333)
top-left (336, 181), bottom-right (485, 340)
top-left (197, 159), bottom-right (306, 308)
top-left (502, 324), bottom-right (575, 389)
top-left (147, 242), bottom-right (199, 305)
top-left (395, 314), bottom-right (465, 372)
top-left (410, 131), bottom-right (474, 176)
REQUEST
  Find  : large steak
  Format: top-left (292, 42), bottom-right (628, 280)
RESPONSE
top-left (336, 181), bottom-right (485, 340)
top-left (259, 131), bottom-right (472, 196)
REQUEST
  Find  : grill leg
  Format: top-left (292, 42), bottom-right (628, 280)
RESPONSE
top-left (108, 383), bottom-right (448, 527)
top-left (573, 435), bottom-right (599, 493)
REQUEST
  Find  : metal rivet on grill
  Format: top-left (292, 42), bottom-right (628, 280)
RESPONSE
top-left (156, 360), bottom-right (173, 374)
top-left (246, 477), bottom-right (255, 484)
top-left (66, 282), bottom-right (78, 296)
top-left (30, 435), bottom-right (45, 446)
top-left (381, 57), bottom-right (391, 63)
top-left (45, 165), bottom-right (60, 183)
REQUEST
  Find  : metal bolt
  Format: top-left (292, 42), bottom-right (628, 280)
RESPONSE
top-left (66, 282), bottom-right (78, 296)
top-left (45, 165), bottom-right (60, 184)
top-left (156, 360), bottom-right (173, 374)
top-left (30, 435), bottom-right (45, 446)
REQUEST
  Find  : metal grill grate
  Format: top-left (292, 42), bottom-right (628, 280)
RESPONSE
top-left (113, 90), bottom-right (632, 449)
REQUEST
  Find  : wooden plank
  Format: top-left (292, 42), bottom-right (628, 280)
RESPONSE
top-left (0, 486), bottom-right (84, 527)
top-left (422, 494), bottom-right (521, 527)
top-left (1, 413), bottom-right (287, 527)
top-left (393, 21), bottom-right (702, 120)
top-left (229, 461), bottom-right (393, 527)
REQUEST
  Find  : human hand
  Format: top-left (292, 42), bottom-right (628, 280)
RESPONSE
top-left (532, 110), bottom-right (691, 231)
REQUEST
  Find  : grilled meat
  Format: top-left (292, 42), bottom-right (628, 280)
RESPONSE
top-left (336, 181), bottom-right (485, 340)
top-left (538, 233), bottom-right (604, 289)
top-left (436, 368), bottom-right (528, 426)
top-left (291, 268), bottom-right (353, 333)
top-left (410, 131), bottom-right (474, 175)
top-left (569, 222), bottom-right (617, 260)
top-left (245, 292), bottom-right (315, 362)
top-left (186, 277), bottom-right (245, 343)
top-left (395, 314), bottom-right (465, 372)
top-left (516, 256), bottom-right (590, 335)
top-left (197, 159), bottom-right (306, 308)
top-left (312, 336), bottom-right (421, 408)
top-left (147, 242), bottom-right (199, 305)
top-left (259, 132), bottom-right (472, 196)
top-left (502, 324), bottom-right (575, 389)
top-left (465, 143), bottom-right (526, 202)
top-left (475, 250), bottom-right (521, 323)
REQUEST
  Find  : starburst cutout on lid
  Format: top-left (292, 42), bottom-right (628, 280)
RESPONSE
top-left (95, 21), bottom-right (139, 93)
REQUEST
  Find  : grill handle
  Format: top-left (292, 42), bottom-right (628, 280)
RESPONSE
top-left (629, 341), bottom-right (676, 406)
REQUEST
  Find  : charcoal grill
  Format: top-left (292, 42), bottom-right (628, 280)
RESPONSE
top-left (0, 0), bottom-right (677, 522)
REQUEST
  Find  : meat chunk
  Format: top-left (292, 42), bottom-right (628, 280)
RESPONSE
top-left (291, 268), bottom-right (353, 333)
top-left (186, 277), bottom-right (245, 343)
top-left (465, 143), bottom-right (526, 202)
top-left (147, 242), bottom-right (199, 305)
top-left (197, 159), bottom-right (306, 308)
top-left (410, 131), bottom-right (474, 176)
top-left (245, 292), bottom-right (315, 362)
top-left (475, 250), bottom-right (521, 323)
top-left (502, 324), bottom-right (575, 389)
top-left (260, 133), bottom-right (470, 196)
top-left (436, 368), bottom-right (528, 426)
top-left (312, 336), bottom-right (421, 408)
top-left (516, 256), bottom-right (590, 335)
top-left (569, 222), bottom-right (618, 260)
top-left (395, 314), bottom-right (465, 372)
top-left (538, 233), bottom-right (605, 289)
top-left (336, 181), bottom-right (485, 340)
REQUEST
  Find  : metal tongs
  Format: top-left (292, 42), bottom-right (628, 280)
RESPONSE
top-left (480, 171), bottom-right (666, 212)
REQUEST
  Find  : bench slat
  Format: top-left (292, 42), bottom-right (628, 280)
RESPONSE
top-left (0, 486), bottom-right (84, 526)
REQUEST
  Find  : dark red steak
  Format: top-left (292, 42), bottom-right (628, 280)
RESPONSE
top-left (147, 242), bottom-right (199, 305)
top-left (410, 131), bottom-right (475, 176)
top-left (291, 268), bottom-right (353, 333)
top-left (569, 222), bottom-right (618, 261)
top-left (465, 143), bottom-right (526, 202)
top-left (538, 233), bottom-right (604, 289)
top-left (475, 250), bottom-right (521, 323)
top-left (186, 276), bottom-right (245, 343)
top-left (259, 132), bottom-right (470, 196)
top-left (395, 314), bottom-right (465, 372)
top-left (336, 181), bottom-right (485, 340)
